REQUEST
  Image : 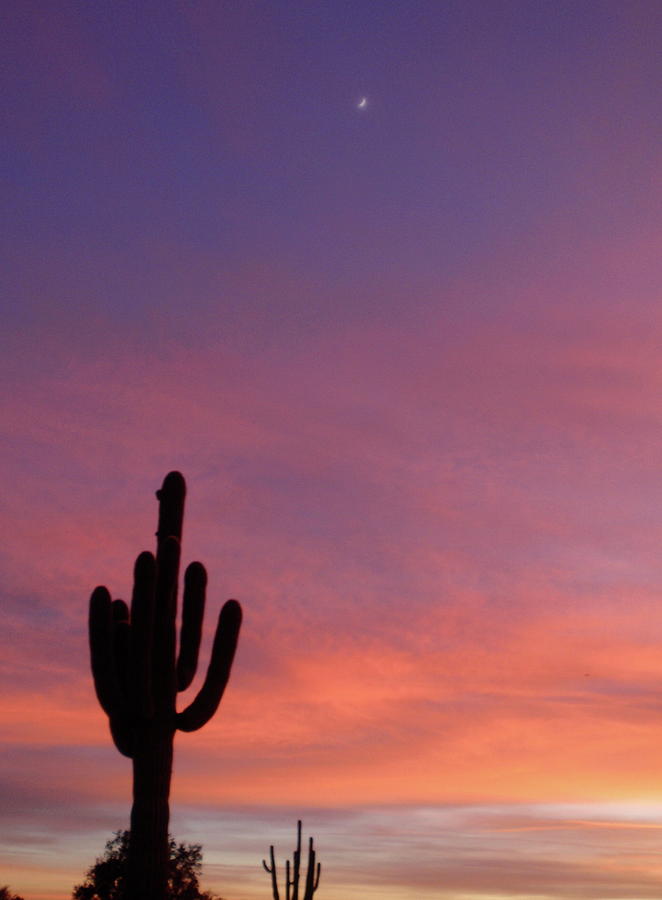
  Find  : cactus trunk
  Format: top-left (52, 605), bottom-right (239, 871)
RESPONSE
top-left (89, 472), bottom-right (242, 900)
top-left (128, 723), bottom-right (174, 900)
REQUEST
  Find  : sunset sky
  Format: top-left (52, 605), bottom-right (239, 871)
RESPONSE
top-left (3, 2), bottom-right (662, 898)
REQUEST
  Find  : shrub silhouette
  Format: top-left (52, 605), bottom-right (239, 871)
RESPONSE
top-left (72, 830), bottom-right (223, 900)
top-left (262, 821), bottom-right (321, 900)
top-left (89, 472), bottom-right (242, 900)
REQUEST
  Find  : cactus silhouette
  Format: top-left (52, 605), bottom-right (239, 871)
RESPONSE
top-left (262, 821), bottom-right (321, 900)
top-left (89, 471), bottom-right (242, 900)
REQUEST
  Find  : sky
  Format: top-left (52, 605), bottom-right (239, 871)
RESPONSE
top-left (2, 1), bottom-right (662, 898)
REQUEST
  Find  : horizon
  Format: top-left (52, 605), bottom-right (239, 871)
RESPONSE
top-left (3, 1), bottom-right (662, 898)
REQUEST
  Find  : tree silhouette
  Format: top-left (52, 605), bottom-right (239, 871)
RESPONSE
top-left (262, 821), bottom-right (321, 900)
top-left (72, 830), bottom-right (223, 900)
top-left (0, 887), bottom-right (25, 900)
top-left (89, 472), bottom-right (242, 900)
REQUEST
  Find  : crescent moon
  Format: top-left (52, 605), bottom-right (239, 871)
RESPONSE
top-left (358, 97), bottom-right (367, 109)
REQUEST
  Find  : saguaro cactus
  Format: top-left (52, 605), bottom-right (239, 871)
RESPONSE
top-left (262, 821), bottom-right (321, 900)
top-left (89, 471), bottom-right (242, 900)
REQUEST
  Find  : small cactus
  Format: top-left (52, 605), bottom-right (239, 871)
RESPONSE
top-left (89, 472), bottom-right (242, 900)
top-left (263, 821), bottom-right (321, 900)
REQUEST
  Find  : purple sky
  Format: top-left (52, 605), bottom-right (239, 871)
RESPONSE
top-left (3, 2), bottom-right (662, 899)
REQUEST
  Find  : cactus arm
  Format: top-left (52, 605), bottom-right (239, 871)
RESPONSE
top-left (112, 598), bottom-right (130, 618)
top-left (110, 598), bottom-right (133, 756)
top-left (89, 586), bottom-right (123, 717)
top-left (286, 859), bottom-right (292, 900)
top-left (176, 561), bottom-right (207, 691)
top-left (89, 587), bottom-right (133, 757)
top-left (112, 599), bottom-right (130, 699)
top-left (262, 846), bottom-right (280, 900)
top-left (303, 839), bottom-right (320, 900)
top-left (176, 598), bottom-right (242, 732)
top-left (129, 551), bottom-right (156, 719)
top-left (303, 842), bottom-right (314, 900)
